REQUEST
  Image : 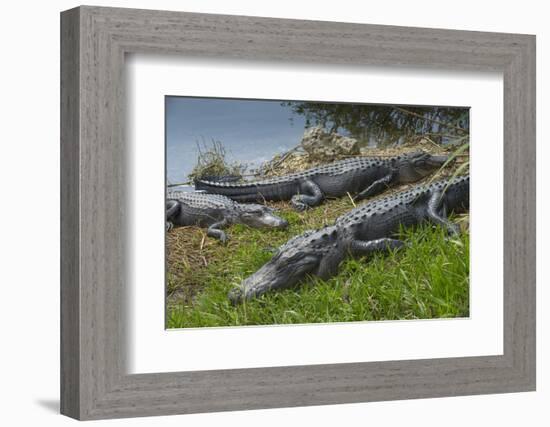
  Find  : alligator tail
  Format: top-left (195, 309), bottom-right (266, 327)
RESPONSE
top-left (195, 178), bottom-right (295, 202)
top-left (194, 174), bottom-right (242, 184)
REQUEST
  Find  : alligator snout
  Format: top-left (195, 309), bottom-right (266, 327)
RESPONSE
top-left (260, 212), bottom-right (289, 229)
top-left (399, 152), bottom-right (450, 183)
top-left (238, 204), bottom-right (289, 230)
top-left (228, 227), bottom-right (342, 303)
top-left (228, 264), bottom-right (279, 304)
top-left (427, 154), bottom-right (449, 166)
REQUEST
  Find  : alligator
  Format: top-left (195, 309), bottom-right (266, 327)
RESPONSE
top-left (166, 191), bottom-right (288, 243)
top-left (195, 150), bottom-right (448, 211)
top-left (228, 174), bottom-right (469, 303)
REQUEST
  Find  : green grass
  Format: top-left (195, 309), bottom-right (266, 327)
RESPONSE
top-left (166, 194), bottom-right (469, 329)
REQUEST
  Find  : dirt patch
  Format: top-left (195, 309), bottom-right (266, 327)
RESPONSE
top-left (165, 226), bottom-right (219, 306)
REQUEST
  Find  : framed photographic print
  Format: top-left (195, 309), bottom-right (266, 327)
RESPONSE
top-left (164, 96), bottom-right (470, 329)
top-left (60, 6), bottom-right (536, 420)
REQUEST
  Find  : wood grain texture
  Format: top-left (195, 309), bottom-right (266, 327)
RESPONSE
top-left (60, 7), bottom-right (80, 419)
top-left (60, 6), bottom-right (536, 420)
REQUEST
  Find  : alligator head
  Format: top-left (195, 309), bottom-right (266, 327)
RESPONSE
top-left (397, 151), bottom-right (449, 182)
top-left (237, 204), bottom-right (289, 229)
top-left (229, 226), bottom-right (344, 303)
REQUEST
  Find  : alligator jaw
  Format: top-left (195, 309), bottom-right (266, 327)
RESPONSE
top-left (399, 152), bottom-right (450, 182)
top-left (229, 252), bottom-right (320, 304)
top-left (426, 154), bottom-right (449, 167)
top-left (229, 262), bottom-right (282, 304)
top-left (237, 205), bottom-right (289, 229)
top-left (228, 227), bottom-right (342, 303)
top-left (255, 211), bottom-right (289, 229)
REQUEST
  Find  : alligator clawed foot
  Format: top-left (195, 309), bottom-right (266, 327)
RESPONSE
top-left (402, 241), bottom-right (413, 250)
top-left (290, 197), bottom-right (309, 212)
top-left (228, 287), bottom-right (244, 305)
top-left (449, 225), bottom-right (461, 236)
top-left (166, 222), bottom-right (174, 232)
top-left (443, 223), bottom-right (461, 239)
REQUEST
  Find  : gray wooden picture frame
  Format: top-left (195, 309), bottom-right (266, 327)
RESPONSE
top-left (60, 5), bottom-right (536, 420)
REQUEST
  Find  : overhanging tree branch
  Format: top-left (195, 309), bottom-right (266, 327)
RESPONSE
top-left (393, 106), bottom-right (468, 135)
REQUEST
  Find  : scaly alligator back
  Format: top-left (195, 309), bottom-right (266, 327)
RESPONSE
top-left (337, 174), bottom-right (470, 242)
top-left (167, 191), bottom-right (237, 228)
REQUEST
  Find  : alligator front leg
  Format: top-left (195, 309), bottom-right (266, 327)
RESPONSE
top-left (354, 172), bottom-right (397, 202)
top-left (350, 238), bottom-right (407, 256)
top-left (426, 191), bottom-right (460, 235)
top-left (207, 218), bottom-right (230, 243)
top-left (291, 179), bottom-right (324, 211)
top-left (166, 200), bottom-right (180, 232)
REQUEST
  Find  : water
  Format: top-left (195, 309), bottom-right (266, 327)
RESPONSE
top-left (166, 97), bottom-right (307, 185)
top-left (167, 184), bottom-right (195, 194)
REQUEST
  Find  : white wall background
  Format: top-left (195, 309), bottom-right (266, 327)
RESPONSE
top-left (0, 0), bottom-right (546, 425)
